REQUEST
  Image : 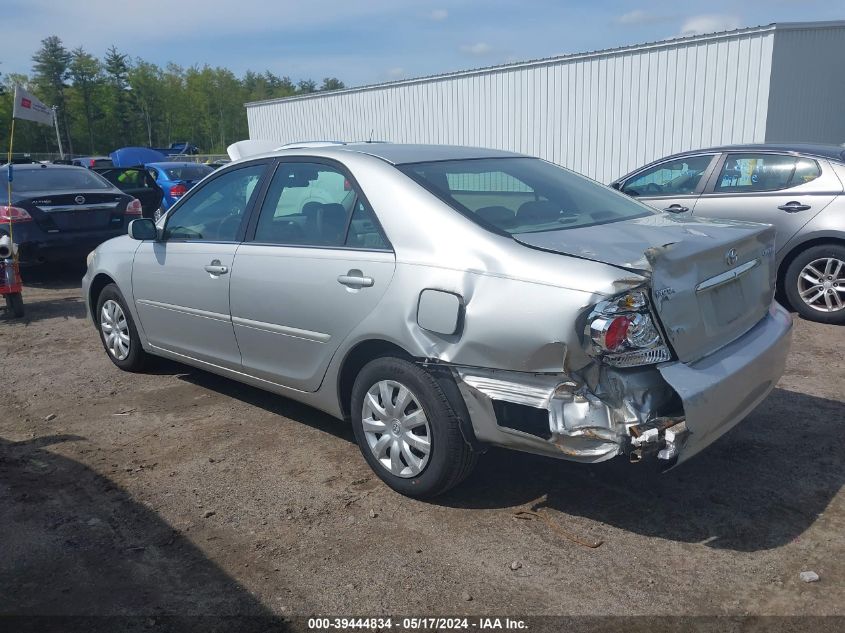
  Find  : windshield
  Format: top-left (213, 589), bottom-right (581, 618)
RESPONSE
top-left (6, 166), bottom-right (113, 193)
top-left (399, 157), bottom-right (655, 234)
top-left (163, 165), bottom-right (212, 181)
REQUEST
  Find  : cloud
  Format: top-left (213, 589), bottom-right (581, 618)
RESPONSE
top-left (615, 10), bottom-right (651, 25)
top-left (385, 67), bottom-right (406, 79)
top-left (679, 14), bottom-right (742, 36)
top-left (429, 9), bottom-right (448, 21)
top-left (460, 42), bottom-right (493, 56)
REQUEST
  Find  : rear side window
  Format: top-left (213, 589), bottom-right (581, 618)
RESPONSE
top-left (622, 155), bottom-right (715, 197)
top-left (400, 157), bottom-right (653, 235)
top-left (715, 154), bottom-right (821, 193)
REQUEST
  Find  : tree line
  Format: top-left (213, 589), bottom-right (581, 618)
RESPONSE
top-left (1, 36), bottom-right (345, 156)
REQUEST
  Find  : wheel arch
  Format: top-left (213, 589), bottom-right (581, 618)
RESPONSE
top-left (337, 339), bottom-right (414, 420)
top-left (88, 273), bottom-right (117, 322)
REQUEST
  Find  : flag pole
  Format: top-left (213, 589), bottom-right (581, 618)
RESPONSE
top-left (6, 116), bottom-right (15, 251)
top-left (52, 106), bottom-right (64, 160)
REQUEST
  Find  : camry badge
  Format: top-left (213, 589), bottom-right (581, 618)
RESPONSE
top-left (725, 248), bottom-right (738, 266)
top-left (75, 195), bottom-right (85, 205)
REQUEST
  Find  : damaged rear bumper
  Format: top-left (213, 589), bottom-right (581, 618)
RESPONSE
top-left (452, 302), bottom-right (792, 466)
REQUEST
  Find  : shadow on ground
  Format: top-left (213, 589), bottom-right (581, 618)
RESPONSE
top-left (0, 434), bottom-right (286, 631)
top-left (441, 387), bottom-right (843, 553)
top-left (115, 358), bottom-right (843, 555)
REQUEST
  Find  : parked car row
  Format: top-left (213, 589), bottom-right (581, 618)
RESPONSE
top-left (83, 142), bottom-right (795, 498)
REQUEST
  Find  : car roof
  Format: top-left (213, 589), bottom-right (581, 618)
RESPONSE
top-left (147, 161), bottom-right (212, 168)
top-left (275, 143), bottom-right (525, 165)
top-left (7, 163), bottom-right (90, 171)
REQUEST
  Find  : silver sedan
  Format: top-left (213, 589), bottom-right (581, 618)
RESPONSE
top-left (83, 144), bottom-right (792, 497)
top-left (612, 144), bottom-right (845, 324)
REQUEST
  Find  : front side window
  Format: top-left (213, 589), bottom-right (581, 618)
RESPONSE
top-left (164, 163), bottom-right (264, 241)
top-left (621, 155), bottom-right (715, 197)
top-left (400, 157), bottom-right (654, 235)
top-left (254, 162), bottom-right (358, 246)
top-left (715, 153), bottom-right (821, 193)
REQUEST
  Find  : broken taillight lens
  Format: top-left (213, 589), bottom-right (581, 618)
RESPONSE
top-left (586, 290), bottom-right (672, 367)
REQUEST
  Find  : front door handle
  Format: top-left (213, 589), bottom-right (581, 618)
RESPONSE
top-left (778, 201), bottom-right (811, 213)
top-left (664, 204), bottom-right (689, 213)
top-left (338, 270), bottom-right (374, 288)
top-left (204, 259), bottom-right (229, 275)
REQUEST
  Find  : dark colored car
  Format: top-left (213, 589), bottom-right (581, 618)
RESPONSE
top-left (95, 167), bottom-right (164, 219)
top-left (146, 161), bottom-right (214, 214)
top-left (0, 164), bottom-right (142, 265)
top-left (72, 156), bottom-right (113, 168)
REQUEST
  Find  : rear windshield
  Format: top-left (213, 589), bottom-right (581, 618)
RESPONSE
top-left (399, 157), bottom-right (654, 234)
top-left (163, 165), bottom-right (212, 181)
top-left (6, 166), bottom-right (112, 193)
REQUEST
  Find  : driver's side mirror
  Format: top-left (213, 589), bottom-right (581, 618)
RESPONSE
top-left (128, 218), bottom-right (157, 241)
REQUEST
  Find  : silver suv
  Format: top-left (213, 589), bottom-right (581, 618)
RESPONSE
top-left (83, 144), bottom-right (792, 497)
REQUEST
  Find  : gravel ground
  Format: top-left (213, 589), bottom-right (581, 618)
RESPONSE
top-left (1, 265), bottom-right (843, 630)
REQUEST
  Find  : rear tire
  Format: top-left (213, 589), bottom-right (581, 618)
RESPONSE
top-left (784, 243), bottom-right (845, 325)
top-left (96, 283), bottom-right (150, 371)
top-left (350, 356), bottom-right (477, 498)
top-left (4, 292), bottom-right (24, 318)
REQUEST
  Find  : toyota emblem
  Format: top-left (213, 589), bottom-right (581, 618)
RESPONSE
top-left (74, 195), bottom-right (86, 205)
top-left (725, 248), bottom-right (738, 266)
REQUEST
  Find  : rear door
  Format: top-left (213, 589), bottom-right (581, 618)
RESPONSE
top-left (95, 167), bottom-right (164, 219)
top-left (131, 161), bottom-right (269, 368)
top-left (618, 153), bottom-right (718, 214)
top-left (693, 152), bottom-right (842, 254)
top-left (229, 159), bottom-right (396, 391)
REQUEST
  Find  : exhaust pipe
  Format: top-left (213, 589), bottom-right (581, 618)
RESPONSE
top-left (0, 234), bottom-right (17, 259)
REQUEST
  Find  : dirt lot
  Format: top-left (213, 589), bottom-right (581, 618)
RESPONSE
top-left (1, 265), bottom-right (843, 629)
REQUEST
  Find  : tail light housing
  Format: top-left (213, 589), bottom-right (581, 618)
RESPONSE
top-left (586, 290), bottom-right (672, 367)
top-left (0, 205), bottom-right (33, 223)
top-left (169, 183), bottom-right (187, 197)
top-left (125, 198), bottom-right (143, 216)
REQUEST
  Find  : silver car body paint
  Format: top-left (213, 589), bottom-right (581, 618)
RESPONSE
top-left (83, 144), bottom-right (792, 468)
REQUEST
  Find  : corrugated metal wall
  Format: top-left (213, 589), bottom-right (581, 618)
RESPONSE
top-left (247, 25), bottom-right (791, 182)
top-left (766, 23), bottom-right (845, 144)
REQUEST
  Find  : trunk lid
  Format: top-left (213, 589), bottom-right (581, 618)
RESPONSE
top-left (23, 190), bottom-right (127, 233)
top-left (514, 214), bottom-right (778, 363)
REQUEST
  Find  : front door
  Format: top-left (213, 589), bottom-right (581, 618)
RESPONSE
top-left (693, 152), bottom-right (841, 254)
top-left (229, 160), bottom-right (396, 391)
top-left (132, 162), bottom-right (268, 368)
top-left (619, 153), bottom-right (718, 214)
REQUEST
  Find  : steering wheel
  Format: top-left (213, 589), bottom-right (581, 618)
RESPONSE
top-left (644, 182), bottom-right (663, 194)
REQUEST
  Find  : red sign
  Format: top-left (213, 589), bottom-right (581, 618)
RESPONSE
top-left (20, 98), bottom-right (31, 109)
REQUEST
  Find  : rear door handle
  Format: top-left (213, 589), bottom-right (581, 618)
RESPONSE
top-left (338, 270), bottom-right (374, 288)
top-left (778, 201), bottom-right (811, 212)
top-left (204, 259), bottom-right (229, 275)
top-left (664, 204), bottom-right (689, 213)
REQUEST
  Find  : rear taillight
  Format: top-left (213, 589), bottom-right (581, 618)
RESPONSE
top-left (586, 290), bottom-right (671, 367)
top-left (88, 159), bottom-right (96, 167)
top-left (169, 183), bottom-right (187, 197)
top-left (125, 198), bottom-right (143, 216)
top-left (0, 205), bottom-right (33, 223)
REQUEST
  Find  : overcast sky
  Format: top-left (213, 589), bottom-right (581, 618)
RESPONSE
top-left (2, 0), bottom-right (841, 87)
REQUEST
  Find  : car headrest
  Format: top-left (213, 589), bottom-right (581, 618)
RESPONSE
top-left (516, 200), bottom-right (561, 223)
top-left (475, 206), bottom-right (516, 227)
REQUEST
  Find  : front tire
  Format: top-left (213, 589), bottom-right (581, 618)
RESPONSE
top-left (350, 356), bottom-right (477, 498)
top-left (96, 283), bottom-right (149, 371)
top-left (784, 243), bottom-right (845, 325)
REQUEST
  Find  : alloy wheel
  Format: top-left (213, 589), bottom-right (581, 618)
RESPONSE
top-left (797, 257), bottom-right (845, 313)
top-left (100, 299), bottom-right (131, 360)
top-left (361, 380), bottom-right (431, 478)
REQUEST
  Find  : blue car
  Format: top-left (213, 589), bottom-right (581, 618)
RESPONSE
top-left (145, 162), bottom-right (214, 215)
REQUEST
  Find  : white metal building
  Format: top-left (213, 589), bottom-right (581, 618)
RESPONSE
top-left (246, 21), bottom-right (845, 183)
